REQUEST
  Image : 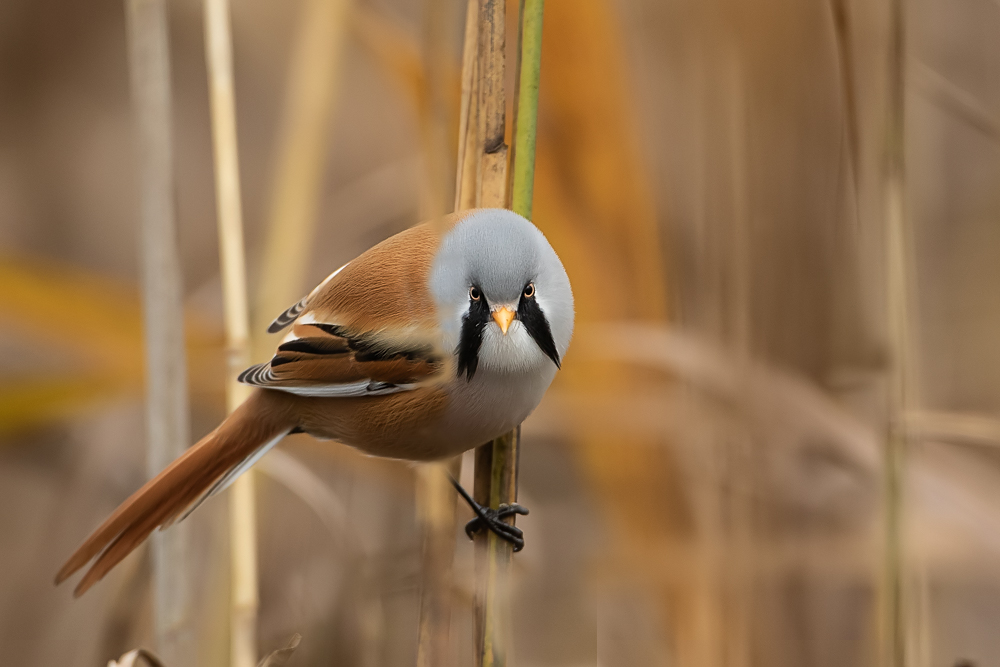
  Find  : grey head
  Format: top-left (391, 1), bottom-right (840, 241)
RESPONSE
top-left (429, 209), bottom-right (574, 379)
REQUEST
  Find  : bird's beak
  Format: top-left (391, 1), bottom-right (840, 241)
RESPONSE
top-left (492, 307), bottom-right (515, 335)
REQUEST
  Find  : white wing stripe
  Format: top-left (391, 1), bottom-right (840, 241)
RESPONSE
top-left (274, 382), bottom-right (415, 397)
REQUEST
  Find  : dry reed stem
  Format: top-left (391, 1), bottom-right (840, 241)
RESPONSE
top-left (253, 0), bottom-right (351, 351)
top-left (470, 0), bottom-right (547, 664)
top-left (203, 0), bottom-right (257, 665)
top-left (474, 0), bottom-right (508, 209)
top-left (507, 0), bottom-right (544, 219)
top-left (469, 0), bottom-right (514, 662)
top-left (829, 0), bottom-right (861, 212)
top-left (455, 0), bottom-right (481, 212)
top-left (123, 0), bottom-right (195, 663)
top-left (476, 428), bottom-right (521, 667)
top-left (882, 0), bottom-right (919, 663)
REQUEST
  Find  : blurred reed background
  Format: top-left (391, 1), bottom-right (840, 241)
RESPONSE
top-left (2, 0), bottom-right (1000, 665)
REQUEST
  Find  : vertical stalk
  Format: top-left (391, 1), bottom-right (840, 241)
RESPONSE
top-left (883, 0), bottom-right (910, 665)
top-left (123, 0), bottom-right (194, 664)
top-left (455, 0), bottom-right (481, 213)
top-left (508, 0), bottom-right (544, 219)
top-left (253, 0), bottom-right (351, 351)
top-left (472, 1), bottom-right (544, 665)
top-left (473, 0), bottom-right (508, 209)
top-left (476, 428), bottom-right (520, 667)
top-left (829, 0), bottom-right (861, 214)
top-left (203, 1), bottom-right (257, 666)
top-left (471, 0), bottom-right (509, 660)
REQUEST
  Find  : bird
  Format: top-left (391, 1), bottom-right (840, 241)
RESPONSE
top-left (56, 208), bottom-right (574, 596)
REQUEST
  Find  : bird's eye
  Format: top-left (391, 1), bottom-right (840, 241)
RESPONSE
top-left (523, 283), bottom-right (535, 299)
top-left (469, 286), bottom-right (481, 301)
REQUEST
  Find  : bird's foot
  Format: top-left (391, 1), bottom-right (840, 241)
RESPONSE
top-left (463, 504), bottom-right (529, 551)
top-left (450, 477), bottom-right (529, 552)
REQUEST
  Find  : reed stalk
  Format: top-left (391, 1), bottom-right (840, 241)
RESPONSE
top-left (252, 0), bottom-right (351, 350)
top-left (470, 1), bottom-right (545, 665)
top-left (882, 0), bottom-right (914, 664)
top-left (829, 0), bottom-right (861, 214)
top-left (470, 0), bottom-right (510, 659)
top-left (454, 0), bottom-right (481, 213)
top-left (203, 0), bottom-right (257, 665)
top-left (473, 0), bottom-right (508, 210)
top-left (507, 0), bottom-right (544, 219)
top-left (123, 1), bottom-right (194, 663)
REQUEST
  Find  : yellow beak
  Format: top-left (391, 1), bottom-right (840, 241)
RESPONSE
top-left (492, 307), bottom-right (515, 335)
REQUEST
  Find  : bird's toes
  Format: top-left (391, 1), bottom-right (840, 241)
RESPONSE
top-left (463, 513), bottom-right (524, 544)
top-left (496, 503), bottom-right (529, 518)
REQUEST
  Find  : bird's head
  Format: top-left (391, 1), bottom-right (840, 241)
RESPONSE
top-left (430, 209), bottom-right (574, 380)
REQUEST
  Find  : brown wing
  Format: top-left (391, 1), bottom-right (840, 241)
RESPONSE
top-left (246, 215), bottom-right (471, 396)
top-left (239, 321), bottom-right (446, 396)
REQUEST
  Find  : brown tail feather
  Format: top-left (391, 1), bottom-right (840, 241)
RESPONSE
top-left (56, 389), bottom-right (296, 596)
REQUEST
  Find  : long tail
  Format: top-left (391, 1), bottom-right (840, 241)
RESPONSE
top-left (55, 389), bottom-right (296, 596)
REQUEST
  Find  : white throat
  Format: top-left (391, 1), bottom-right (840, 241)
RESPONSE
top-left (478, 318), bottom-right (552, 375)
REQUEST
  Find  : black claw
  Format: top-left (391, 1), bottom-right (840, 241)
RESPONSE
top-left (450, 477), bottom-right (529, 552)
top-left (463, 516), bottom-right (524, 551)
top-left (464, 509), bottom-right (525, 538)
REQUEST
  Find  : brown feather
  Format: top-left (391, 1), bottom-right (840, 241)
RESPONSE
top-left (58, 214), bottom-right (479, 595)
top-left (56, 389), bottom-right (296, 596)
top-left (307, 217), bottom-right (457, 329)
top-left (269, 356), bottom-right (438, 385)
top-left (291, 387), bottom-right (451, 460)
top-left (249, 216), bottom-right (475, 394)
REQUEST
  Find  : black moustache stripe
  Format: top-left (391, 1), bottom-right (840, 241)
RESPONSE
top-left (457, 293), bottom-right (491, 380)
top-left (518, 293), bottom-right (561, 369)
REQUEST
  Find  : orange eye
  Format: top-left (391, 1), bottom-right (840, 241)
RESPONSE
top-left (469, 286), bottom-right (481, 301)
top-left (523, 283), bottom-right (535, 298)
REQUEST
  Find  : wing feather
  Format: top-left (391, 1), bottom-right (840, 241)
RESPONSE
top-left (242, 315), bottom-right (445, 397)
top-left (246, 219), bottom-right (471, 398)
top-left (267, 296), bottom-right (309, 333)
top-left (267, 261), bottom-right (352, 333)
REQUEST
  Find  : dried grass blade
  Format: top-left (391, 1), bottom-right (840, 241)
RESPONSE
top-left (202, 0), bottom-right (257, 664)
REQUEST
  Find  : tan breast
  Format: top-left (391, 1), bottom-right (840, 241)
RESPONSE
top-left (293, 387), bottom-right (453, 460)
